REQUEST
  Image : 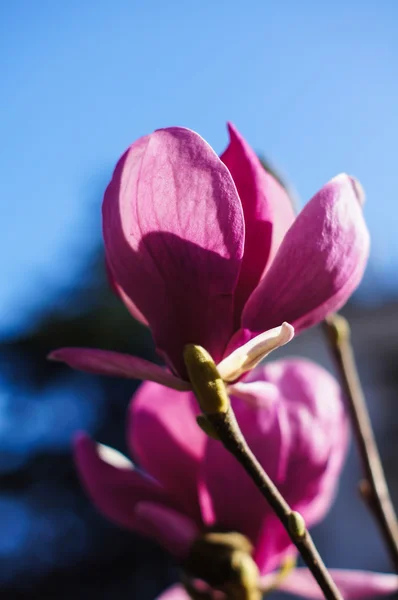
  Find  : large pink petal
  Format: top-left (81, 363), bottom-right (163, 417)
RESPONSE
top-left (74, 433), bottom-right (175, 531)
top-left (255, 359), bottom-right (349, 525)
top-left (251, 359), bottom-right (349, 571)
top-left (275, 568), bottom-right (398, 599)
top-left (242, 174), bottom-right (370, 334)
top-left (129, 382), bottom-right (206, 524)
top-left (48, 348), bottom-right (190, 390)
top-left (106, 257), bottom-right (148, 325)
top-left (156, 585), bottom-right (190, 600)
top-left (221, 123), bottom-right (295, 321)
top-left (103, 127), bottom-right (245, 376)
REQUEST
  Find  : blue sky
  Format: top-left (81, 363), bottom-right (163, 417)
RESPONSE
top-left (1, 1), bottom-right (397, 333)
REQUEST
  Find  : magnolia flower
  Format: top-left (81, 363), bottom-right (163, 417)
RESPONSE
top-left (74, 359), bottom-right (397, 598)
top-left (50, 124), bottom-right (369, 389)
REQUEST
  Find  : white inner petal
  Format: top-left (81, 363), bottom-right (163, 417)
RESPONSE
top-left (97, 443), bottom-right (134, 470)
top-left (217, 322), bottom-right (294, 383)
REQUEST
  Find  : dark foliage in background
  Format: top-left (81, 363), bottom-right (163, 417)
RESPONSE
top-left (0, 244), bottom-right (177, 599)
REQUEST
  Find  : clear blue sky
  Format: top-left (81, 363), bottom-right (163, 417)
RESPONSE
top-left (1, 0), bottom-right (397, 333)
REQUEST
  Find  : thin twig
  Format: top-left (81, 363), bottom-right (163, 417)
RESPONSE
top-left (323, 314), bottom-right (398, 573)
top-left (206, 407), bottom-right (343, 600)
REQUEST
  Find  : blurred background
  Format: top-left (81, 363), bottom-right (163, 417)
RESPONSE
top-left (1, 1), bottom-right (397, 598)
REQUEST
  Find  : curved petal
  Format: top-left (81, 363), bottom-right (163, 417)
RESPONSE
top-left (275, 568), bottom-right (398, 599)
top-left (134, 502), bottom-right (199, 558)
top-left (103, 127), bottom-right (245, 376)
top-left (252, 359), bottom-right (349, 571)
top-left (48, 348), bottom-right (190, 391)
top-left (221, 123), bottom-right (295, 319)
top-left (74, 433), bottom-right (175, 532)
top-left (129, 382), bottom-right (206, 523)
top-left (242, 174), bottom-right (370, 334)
top-left (156, 585), bottom-right (190, 600)
top-left (106, 257), bottom-right (148, 325)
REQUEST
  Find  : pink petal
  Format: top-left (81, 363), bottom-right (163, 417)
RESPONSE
top-left (275, 568), bottom-right (398, 599)
top-left (134, 501), bottom-right (199, 558)
top-left (221, 123), bottom-right (295, 320)
top-left (252, 359), bottom-right (349, 571)
top-left (129, 382), bottom-right (206, 523)
top-left (103, 127), bottom-right (245, 376)
top-left (106, 258), bottom-right (148, 326)
top-left (48, 348), bottom-right (190, 391)
top-left (242, 174), bottom-right (370, 334)
top-left (156, 585), bottom-right (190, 600)
top-left (74, 433), bottom-right (174, 531)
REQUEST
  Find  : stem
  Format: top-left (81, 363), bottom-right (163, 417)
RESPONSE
top-left (323, 314), bottom-right (398, 572)
top-left (207, 407), bottom-right (343, 600)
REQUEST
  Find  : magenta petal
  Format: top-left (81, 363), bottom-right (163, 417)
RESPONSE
top-left (252, 359), bottom-right (349, 571)
top-left (103, 127), bottom-right (245, 375)
top-left (48, 348), bottom-right (190, 390)
top-left (134, 501), bottom-right (199, 558)
top-left (255, 359), bottom-right (349, 525)
top-left (74, 433), bottom-right (173, 531)
top-left (129, 382), bottom-right (206, 523)
top-left (242, 174), bottom-right (370, 334)
top-left (156, 585), bottom-right (190, 600)
top-left (106, 258), bottom-right (148, 325)
top-left (276, 568), bottom-right (398, 599)
top-left (221, 123), bottom-right (295, 319)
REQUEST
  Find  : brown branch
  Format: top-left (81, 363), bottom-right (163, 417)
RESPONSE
top-left (323, 314), bottom-right (398, 572)
top-left (206, 407), bottom-right (343, 600)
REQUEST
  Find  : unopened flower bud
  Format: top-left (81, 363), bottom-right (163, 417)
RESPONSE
top-left (288, 511), bottom-right (306, 540)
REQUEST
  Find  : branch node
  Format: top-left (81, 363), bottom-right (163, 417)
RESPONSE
top-left (288, 511), bottom-right (306, 540)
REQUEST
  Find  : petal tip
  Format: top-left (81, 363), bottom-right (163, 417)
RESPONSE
top-left (330, 173), bottom-right (365, 207)
top-left (226, 121), bottom-right (238, 136)
top-left (281, 322), bottom-right (295, 342)
top-left (74, 430), bottom-right (91, 450)
top-left (349, 175), bottom-right (366, 206)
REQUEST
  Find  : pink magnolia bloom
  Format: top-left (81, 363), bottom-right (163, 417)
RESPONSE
top-left (75, 358), bottom-right (397, 598)
top-left (50, 124), bottom-right (369, 389)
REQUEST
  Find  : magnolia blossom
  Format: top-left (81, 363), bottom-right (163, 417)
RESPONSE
top-left (50, 123), bottom-right (369, 389)
top-left (75, 359), bottom-right (397, 598)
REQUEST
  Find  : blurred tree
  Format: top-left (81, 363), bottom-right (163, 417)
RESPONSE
top-left (0, 239), bottom-right (172, 599)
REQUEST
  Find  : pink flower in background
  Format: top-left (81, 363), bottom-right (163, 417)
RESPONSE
top-left (50, 124), bottom-right (369, 389)
top-left (74, 358), bottom-right (396, 598)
